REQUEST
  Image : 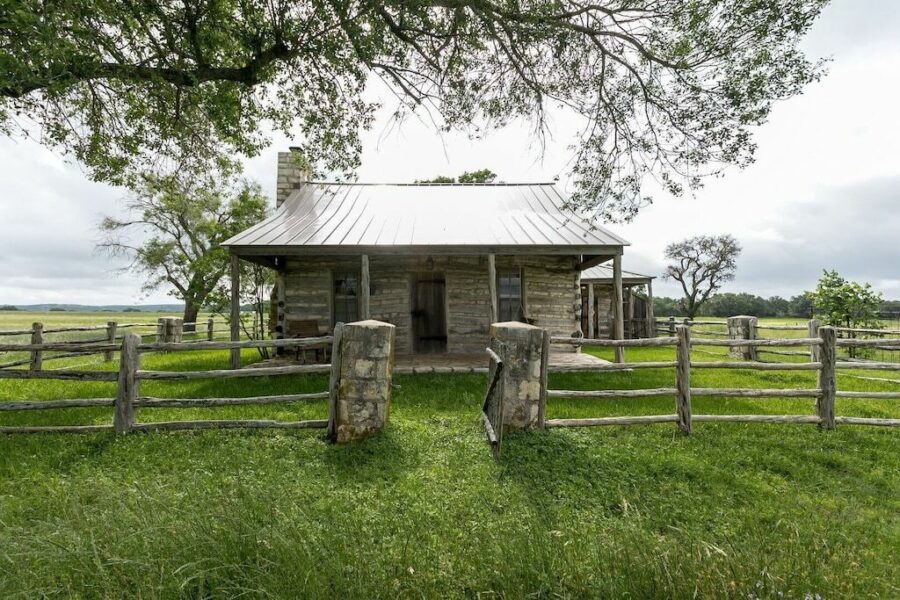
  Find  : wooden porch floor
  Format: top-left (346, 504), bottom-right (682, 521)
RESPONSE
top-left (253, 351), bottom-right (609, 374)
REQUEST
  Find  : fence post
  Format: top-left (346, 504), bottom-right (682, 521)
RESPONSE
top-left (207, 318), bottom-right (215, 342)
top-left (675, 324), bottom-right (692, 434)
top-left (807, 318), bottom-right (821, 362)
top-left (817, 326), bottom-right (836, 430)
top-left (104, 320), bottom-right (117, 362)
top-left (326, 323), bottom-right (344, 441)
top-left (114, 332), bottom-right (141, 434)
top-left (727, 315), bottom-right (756, 360)
top-left (29, 322), bottom-right (43, 371)
top-left (538, 329), bottom-right (551, 429)
top-left (668, 316), bottom-right (675, 336)
top-left (156, 317), bottom-right (165, 342)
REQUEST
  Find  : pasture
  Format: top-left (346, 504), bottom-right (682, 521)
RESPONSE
top-left (0, 312), bottom-right (898, 598)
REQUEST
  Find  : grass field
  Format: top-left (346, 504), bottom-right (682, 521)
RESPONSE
top-left (0, 312), bottom-right (898, 598)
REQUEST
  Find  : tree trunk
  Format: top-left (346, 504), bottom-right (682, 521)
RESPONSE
top-left (183, 302), bottom-right (200, 333)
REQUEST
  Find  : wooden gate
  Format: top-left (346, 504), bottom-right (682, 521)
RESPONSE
top-left (481, 344), bottom-right (505, 457)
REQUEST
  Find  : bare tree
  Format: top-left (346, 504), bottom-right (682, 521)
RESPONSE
top-left (663, 235), bottom-right (741, 318)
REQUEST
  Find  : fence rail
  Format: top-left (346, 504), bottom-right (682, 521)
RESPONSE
top-left (0, 332), bottom-right (335, 435)
top-left (545, 324), bottom-right (900, 432)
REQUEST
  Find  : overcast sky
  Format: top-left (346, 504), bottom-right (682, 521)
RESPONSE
top-left (1, 0), bottom-right (898, 305)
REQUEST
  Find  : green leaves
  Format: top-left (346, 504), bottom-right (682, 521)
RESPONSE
top-left (809, 270), bottom-right (883, 329)
top-left (1, 0), bottom-right (827, 220)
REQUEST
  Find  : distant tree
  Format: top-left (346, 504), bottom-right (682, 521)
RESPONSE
top-left (0, 2), bottom-right (826, 220)
top-left (700, 292), bottom-right (765, 317)
top-left (652, 297), bottom-right (682, 317)
top-left (99, 169), bottom-right (269, 330)
top-left (788, 294), bottom-right (816, 319)
top-left (122, 307), bottom-right (141, 313)
top-left (808, 270), bottom-right (882, 330)
top-left (49, 307), bottom-right (66, 312)
top-left (417, 169), bottom-right (498, 184)
top-left (0, 305), bottom-right (19, 311)
top-left (663, 235), bottom-right (741, 319)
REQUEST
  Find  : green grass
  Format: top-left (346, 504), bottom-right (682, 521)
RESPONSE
top-left (0, 315), bottom-right (898, 598)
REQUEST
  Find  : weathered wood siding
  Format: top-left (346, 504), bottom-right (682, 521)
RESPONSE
top-left (283, 254), bottom-right (580, 354)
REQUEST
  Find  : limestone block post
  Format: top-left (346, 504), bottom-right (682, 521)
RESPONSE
top-left (330, 320), bottom-right (396, 443)
top-left (727, 315), bottom-right (757, 360)
top-left (172, 318), bottom-right (184, 343)
top-left (490, 321), bottom-right (546, 431)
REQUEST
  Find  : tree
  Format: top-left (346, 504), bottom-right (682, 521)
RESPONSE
top-left (99, 170), bottom-right (269, 330)
top-left (417, 169), bottom-right (498, 184)
top-left (1, 1), bottom-right (826, 219)
top-left (663, 234), bottom-right (741, 319)
top-left (788, 294), bottom-right (816, 319)
top-left (808, 270), bottom-right (882, 330)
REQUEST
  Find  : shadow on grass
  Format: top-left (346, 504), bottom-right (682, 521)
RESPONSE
top-left (320, 428), bottom-right (415, 485)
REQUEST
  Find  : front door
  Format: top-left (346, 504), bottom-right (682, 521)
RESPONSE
top-left (412, 274), bottom-right (447, 353)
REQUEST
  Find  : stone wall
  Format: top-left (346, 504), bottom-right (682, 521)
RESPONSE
top-left (283, 254), bottom-right (581, 354)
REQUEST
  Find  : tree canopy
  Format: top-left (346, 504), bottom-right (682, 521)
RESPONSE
top-left (1, 0), bottom-right (827, 220)
top-left (808, 270), bottom-right (882, 329)
top-left (663, 234), bottom-right (741, 318)
top-left (417, 168), bottom-right (497, 183)
top-left (98, 170), bottom-right (269, 327)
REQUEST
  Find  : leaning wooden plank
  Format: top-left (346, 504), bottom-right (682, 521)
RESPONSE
top-left (0, 370), bottom-right (118, 381)
top-left (138, 336), bottom-right (333, 352)
top-left (692, 414), bottom-right (821, 424)
top-left (134, 392), bottom-right (329, 408)
top-left (834, 391), bottom-right (900, 399)
top-left (833, 416), bottom-right (900, 427)
top-left (547, 388), bottom-right (678, 398)
top-left (835, 362), bottom-right (900, 371)
top-left (545, 415), bottom-right (678, 427)
top-left (693, 338), bottom-right (822, 347)
top-left (0, 424), bottom-right (114, 434)
top-left (131, 419), bottom-right (328, 431)
top-left (690, 388), bottom-right (822, 398)
top-left (137, 364), bottom-right (332, 380)
top-left (690, 362), bottom-right (822, 371)
top-left (756, 349), bottom-right (812, 356)
top-left (0, 398), bottom-right (116, 411)
top-left (550, 361), bottom-right (678, 373)
top-left (550, 337), bottom-right (679, 347)
top-left (485, 347), bottom-right (503, 364)
top-left (482, 411), bottom-right (499, 445)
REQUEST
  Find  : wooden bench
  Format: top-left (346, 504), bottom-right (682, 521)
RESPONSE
top-left (284, 319), bottom-right (329, 363)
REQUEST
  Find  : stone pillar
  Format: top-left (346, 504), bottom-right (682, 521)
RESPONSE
top-left (332, 320), bottom-right (396, 443)
top-left (490, 321), bottom-right (545, 431)
top-left (727, 315), bottom-right (758, 360)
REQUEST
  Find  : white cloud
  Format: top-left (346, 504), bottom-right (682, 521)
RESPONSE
top-left (0, 0), bottom-right (898, 304)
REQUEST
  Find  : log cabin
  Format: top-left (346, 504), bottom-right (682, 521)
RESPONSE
top-left (222, 150), bottom-right (631, 364)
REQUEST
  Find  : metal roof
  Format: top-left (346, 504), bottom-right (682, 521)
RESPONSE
top-left (223, 182), bottom-right (629, 254)
top-left (581, 264), bottom-right (654, 285)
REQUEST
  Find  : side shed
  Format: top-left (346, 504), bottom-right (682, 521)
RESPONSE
top-left (581, 264), bottom-right (656, 339)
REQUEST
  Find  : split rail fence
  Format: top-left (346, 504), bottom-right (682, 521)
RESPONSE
top-left (0, 333), bottom-right (335, 435)
top-left (0, 317), bottom-right (237, 371)
top-left (544, 325), bottom-right (899, 431)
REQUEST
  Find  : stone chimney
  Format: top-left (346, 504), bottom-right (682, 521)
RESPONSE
top-left (276, 147), bottom-right (311, 208)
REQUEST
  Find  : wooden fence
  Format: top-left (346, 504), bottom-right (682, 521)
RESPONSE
top-left (543, 325), bottom-right (899, 431)
top-left (481, 346), bottom-right (505, 458)
top-left (0, 317), bottom-right (236, 370)
top-left (0, 333), bottom-right (334, 435)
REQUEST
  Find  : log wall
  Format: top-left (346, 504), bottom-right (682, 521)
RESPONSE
top-left (283, 254), bottom-right (581, 354)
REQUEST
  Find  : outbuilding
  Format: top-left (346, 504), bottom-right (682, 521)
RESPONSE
top-left (580, 264), bottom-right (656, 339)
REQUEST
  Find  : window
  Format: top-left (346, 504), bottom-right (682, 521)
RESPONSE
top-left (498, 269), bottom-right (524, 322)
top-left (333, 271), bottom-right (359, 325)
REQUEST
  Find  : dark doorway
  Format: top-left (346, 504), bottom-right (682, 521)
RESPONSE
top-left (412, 274), bottom-right (447, 353)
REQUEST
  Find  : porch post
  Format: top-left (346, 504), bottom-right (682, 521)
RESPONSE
top-left (488, 254), bottom-right (498, 323)
top-left (587, 283), bottom-right (595, 339)
top-left (360, 254), bottom-right (371, 320)
top-left (612, 253), bottom-right (625, 362)
top-left (647, 279), bottom-right (656, 337)
top-left (626, 288), bottom-right (635, 339)
top-left (230, 253), bottom-right (241, 370)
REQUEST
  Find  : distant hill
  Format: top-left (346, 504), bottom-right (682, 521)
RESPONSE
top-left (5, 303), bottom-right (185, 313)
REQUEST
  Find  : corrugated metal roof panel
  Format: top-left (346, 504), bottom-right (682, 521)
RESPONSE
top-left (223, 182), bottom-right (629, 251)
top-left (581, 264), bottom-right (654, 283)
